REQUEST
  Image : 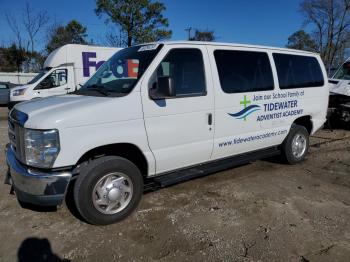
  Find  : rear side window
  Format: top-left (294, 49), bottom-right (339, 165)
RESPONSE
top-left (156, 48), bottom-right (206, 96)
top-left (214, 50), bottom-right (274, 93)
top-left (273, 53), bottom-right (324, 89)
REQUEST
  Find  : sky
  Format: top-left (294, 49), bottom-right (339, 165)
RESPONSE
top-left (0, 0), bottom-right (305, 51)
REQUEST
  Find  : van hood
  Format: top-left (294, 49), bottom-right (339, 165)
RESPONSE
top-left (14, 94), bottom-right (141, 129)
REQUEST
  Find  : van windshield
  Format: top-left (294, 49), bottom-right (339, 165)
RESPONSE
top-left (333, 61), bottom-right (350, 80)
top-left (78, 44), bottom-right (163, 97)
top-left (27, 70), bottom-right (49, 84)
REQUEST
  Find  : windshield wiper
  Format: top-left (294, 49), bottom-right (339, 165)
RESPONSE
top-left (82, 84), bottom-right (111, 96)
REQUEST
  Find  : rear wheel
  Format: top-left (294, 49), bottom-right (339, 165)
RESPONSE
top-left (74, 156), bottom-right (143, 225)
top-left (282, 124), bottom-right (309, 164)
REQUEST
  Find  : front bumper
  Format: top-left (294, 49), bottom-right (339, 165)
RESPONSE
top-left (5, 144), bottom-right (72, 206)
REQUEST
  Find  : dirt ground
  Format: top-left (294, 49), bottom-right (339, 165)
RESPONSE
top-left (0, 107), bottom-right (349, 262)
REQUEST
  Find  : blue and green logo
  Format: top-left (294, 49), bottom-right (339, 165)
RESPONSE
top-left (228, 95), bottom-right (261, 121)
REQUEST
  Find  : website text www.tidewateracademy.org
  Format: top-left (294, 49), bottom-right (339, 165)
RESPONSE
top-left (218, 129), bottom-right (288, 147)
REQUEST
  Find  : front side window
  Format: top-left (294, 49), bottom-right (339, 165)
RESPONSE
top-left (273, 53), bottom-right (324, 89)
top-left (333, 61), bottom-right (350, 80)
top-left (28, 70), bottom-right (49, 85)
top-left (35, 69), bottom-right (67, 90)
top-left (0, 84), bottom-right (8, 89)
top-left (155, 48), bottom-right (206, 96)
top-left (79, 44), bottom-right (163, 97)
top-left (214, 50), bottom-right (274, 93)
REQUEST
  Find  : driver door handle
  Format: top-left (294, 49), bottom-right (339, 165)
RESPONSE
top-left (208, 113), bottom-right (213, 125)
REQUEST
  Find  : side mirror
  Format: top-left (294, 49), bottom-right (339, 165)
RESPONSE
top-left (150, 76), bottom-right (176, 100)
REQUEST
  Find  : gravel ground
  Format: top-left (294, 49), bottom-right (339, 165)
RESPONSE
top-left (0, 107), bottom-right (350, 262)
top-left (0, 106), bottom-right (8, 120)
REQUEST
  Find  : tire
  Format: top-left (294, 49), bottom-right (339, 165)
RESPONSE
top-left (281, 124), bottom-right (309, 164)
top-left (74, 156), bottom-right (143, 225)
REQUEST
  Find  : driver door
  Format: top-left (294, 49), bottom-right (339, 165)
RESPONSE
top-left (34, 68), bottom-right (69, 97)
top-left (141, 45), bottom-right (215, 174)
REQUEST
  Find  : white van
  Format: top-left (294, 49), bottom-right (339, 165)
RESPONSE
top-left (9, 44), bottom-right (121, 108)
top-left (5, 41), bottom-right (329, 225)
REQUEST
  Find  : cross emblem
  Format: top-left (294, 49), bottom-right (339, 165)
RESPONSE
top-left (240, 95), bottom-right (251, 121)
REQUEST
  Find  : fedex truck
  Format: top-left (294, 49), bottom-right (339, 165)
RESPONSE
top-left (9, 44), bottom-right (121, 108)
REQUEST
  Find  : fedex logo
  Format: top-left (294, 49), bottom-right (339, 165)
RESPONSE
top-left (82, 52), bottom-right (106, 77)
top-left (111, 59), bottom-right (139, 78)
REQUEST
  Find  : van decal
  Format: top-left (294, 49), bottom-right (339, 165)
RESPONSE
top-left (228, 95), bottom-right (261, 121)
top-left (218, 129), bottom-right (288, 147)
top-left (228, 104), bottom-right (261, 120)
top-left (228, 91), bottom-right (305, 122)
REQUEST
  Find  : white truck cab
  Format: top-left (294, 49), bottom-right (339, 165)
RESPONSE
top-left (5, 41), bottom-right (329, 225)
top-left (9, 44), bottom-right (121, 108)
top-left (328, 57), bottom-right (350, 124)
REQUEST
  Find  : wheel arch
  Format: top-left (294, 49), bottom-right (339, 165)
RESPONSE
top-left (293, 115), bottom-right (313, 134)
top-left (76, 143), bottom-right (149, 178)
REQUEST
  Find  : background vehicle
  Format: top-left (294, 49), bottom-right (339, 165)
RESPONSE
top-left (0, 82), bottom-right (17, 106)
top-left (328, 57), bottom-right (350, 126)
top-left (5, 42), bottom-right (329, 225)
top-left (9, 44), bottom-right (121, 108)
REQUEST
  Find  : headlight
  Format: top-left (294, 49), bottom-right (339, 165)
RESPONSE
top-left (24, 129), bottom-right (60, 168)
top-left (12, 88), bottom-right (26, 96)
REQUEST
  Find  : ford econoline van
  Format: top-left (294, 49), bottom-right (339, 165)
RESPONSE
top-left (5, 41), bottom-right (329, 225)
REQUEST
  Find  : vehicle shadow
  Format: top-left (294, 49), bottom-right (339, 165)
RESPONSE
top-left (18, 200), bottom-right (58, 212)
top-left (17, 237), bottom-right (70, 262)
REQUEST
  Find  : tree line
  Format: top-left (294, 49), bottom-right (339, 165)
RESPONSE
top-left (1, 0), bottom-right (349, 74)
top-left (0, 0), bottom-right (175, 73)
top-left (286, 0), bottom-right (350, 73)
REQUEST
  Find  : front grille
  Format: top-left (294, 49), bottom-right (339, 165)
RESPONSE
top-left (8, 112), bottom-right (26, 164)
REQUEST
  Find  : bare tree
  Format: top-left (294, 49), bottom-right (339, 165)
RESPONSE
top-left (301, 0), bottom-right (350, 71)
top-left (105, 28), bottom-right (126, 47)
top-left (5, 13), bottom-right (25, 49)
top-left (22, 1), bottom-right (49, 53)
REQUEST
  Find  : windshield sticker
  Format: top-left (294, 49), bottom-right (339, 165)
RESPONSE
top-left (138, 44), bottom-right (159, 52)
top-left (228, 90), bottom-right (305, 122)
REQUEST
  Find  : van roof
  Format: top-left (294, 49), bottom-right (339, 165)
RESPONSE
top-left (149, 41), bottom-right (318, 56)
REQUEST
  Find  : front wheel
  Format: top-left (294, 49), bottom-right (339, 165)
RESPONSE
top-left (74, 156), bottom-right (143, 225)
top-left (281, 124), bottom-right (310, 164)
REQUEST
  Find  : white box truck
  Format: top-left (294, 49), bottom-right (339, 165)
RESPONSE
top-left (5, 41), bottom-right (329, 225)
top-left (9, 44), bottom-right (121, 108)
